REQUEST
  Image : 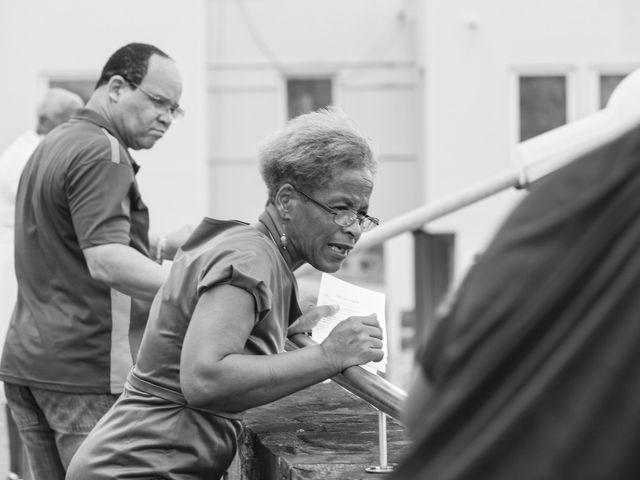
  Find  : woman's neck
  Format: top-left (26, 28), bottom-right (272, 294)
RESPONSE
top-left (255, 205), bottom-right (303, 270)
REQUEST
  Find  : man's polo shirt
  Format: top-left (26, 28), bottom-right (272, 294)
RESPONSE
top-left (0, 109), bottom-right (152, 394)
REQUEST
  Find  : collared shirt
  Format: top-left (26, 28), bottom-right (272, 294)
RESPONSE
top-left (0, 109), bottom-right (152, 394)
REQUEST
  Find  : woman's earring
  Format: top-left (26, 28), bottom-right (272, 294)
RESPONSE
top-left (280, 224), bottom-right (288, 250)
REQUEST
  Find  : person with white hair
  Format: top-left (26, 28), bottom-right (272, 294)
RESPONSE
top-left (0, 88), bottom-right (84, 333)
top-left (0, 87), bottom-right (84, 360)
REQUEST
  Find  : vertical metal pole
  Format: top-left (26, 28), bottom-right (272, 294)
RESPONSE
top-left (378, 411), bottom-right (388, 468)
top-left (366, 411), bottom-right (395, 473)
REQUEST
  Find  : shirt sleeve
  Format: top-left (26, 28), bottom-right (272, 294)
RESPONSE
top-left (66, 155), bottom-right (135, 249)
top-left (196, 243), bottom-right (275, 324)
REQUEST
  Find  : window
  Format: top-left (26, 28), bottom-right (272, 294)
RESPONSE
top-left (519, 75), bottom-right (567, 141)
top-left (286, 78), bottom-right (332, 119)
top-left (599, 74), bottom-right (627, 109)
top-left (49, 79), bottom-right (94, 104)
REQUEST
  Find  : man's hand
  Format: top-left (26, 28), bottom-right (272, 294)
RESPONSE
top-left (151, 224), bottom-right (194, 261)
top-left (288, 295), bottom-right (338, 336)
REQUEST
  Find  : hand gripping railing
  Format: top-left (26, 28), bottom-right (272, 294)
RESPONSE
top-left (285, 333), bottom-right (407, 423)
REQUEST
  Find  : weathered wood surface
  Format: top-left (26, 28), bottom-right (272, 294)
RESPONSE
top-left (231, 381), bottom-right (411, 480)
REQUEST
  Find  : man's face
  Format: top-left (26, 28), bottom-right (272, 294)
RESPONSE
top-left (117, 54), bottom-right (183, 150)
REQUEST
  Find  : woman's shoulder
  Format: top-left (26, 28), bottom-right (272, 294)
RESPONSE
top-left (179, 220), bottom-right (278, 270)
top-left (180, 218), bottom-right (250, 252)
top-left (217, 223), bottom-right (274, 252)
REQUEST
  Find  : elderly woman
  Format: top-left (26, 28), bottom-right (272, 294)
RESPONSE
top-left (66, 107), bottom-right (383, 480)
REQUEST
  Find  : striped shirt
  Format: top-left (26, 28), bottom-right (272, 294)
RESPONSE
top-left (0, 109), bottom-right (152, 394)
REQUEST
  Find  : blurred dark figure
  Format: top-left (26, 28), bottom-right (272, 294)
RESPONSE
top-left (392, 125), bottom-right (640, 480)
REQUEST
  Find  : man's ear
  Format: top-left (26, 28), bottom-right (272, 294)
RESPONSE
top-left (274, 183), bottom-right (295, 220)
top-left (106, 75), bottom-right (128, 103)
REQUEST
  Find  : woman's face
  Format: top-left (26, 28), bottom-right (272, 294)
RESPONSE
top-left (288, 168), bottom-right (375, 273)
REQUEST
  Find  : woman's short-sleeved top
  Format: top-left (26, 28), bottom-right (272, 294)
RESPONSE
top-left (133, 218), bottom-right (301, 416)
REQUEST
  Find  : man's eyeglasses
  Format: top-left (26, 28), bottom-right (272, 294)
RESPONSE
top-left (122, 77), bottom-right (185, 120)
top-left (295, 188), bottom-right (379, 232)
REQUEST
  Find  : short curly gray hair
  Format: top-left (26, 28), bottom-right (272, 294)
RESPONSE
top-left (259, 107), bottom-right (376, 202)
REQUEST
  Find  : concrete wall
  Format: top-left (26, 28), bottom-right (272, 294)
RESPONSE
top-left (229, 381), bottom-right (409, 480)
top-left (0, 0), bottom-right (209, 234)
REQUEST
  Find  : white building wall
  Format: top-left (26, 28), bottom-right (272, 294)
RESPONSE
top-left (205, 0), bottom-right (422, 223)
top-left (422, 0), bottom-right (640, 280)
top-left (0, 0), bottom-right (209, 234)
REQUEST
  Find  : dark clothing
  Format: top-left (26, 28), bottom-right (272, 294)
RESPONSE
top-left (66, 216), bottom-right (303, 480)
top-left (0, 108), bottom-right (152, 394)
top-left (393, 126), bottom-right (640, 480)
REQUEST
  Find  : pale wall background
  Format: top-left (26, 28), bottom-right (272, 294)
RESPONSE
top-left (205, 0), bottom-right (422, 223)
top-left (423, 0), bottom-right (640, 279)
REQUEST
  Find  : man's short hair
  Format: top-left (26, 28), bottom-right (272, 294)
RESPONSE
top-left (95, 43), bottom-right (171, 90)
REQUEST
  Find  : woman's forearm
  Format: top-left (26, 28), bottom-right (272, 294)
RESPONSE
top-left (182, 344), bottom-right (338, 413)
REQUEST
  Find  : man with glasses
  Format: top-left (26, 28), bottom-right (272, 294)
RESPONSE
top-left (0, 43), bottom-right (192, 480)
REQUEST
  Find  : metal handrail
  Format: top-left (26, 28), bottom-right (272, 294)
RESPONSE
top-left (286, 333), bottom-right (407, 424)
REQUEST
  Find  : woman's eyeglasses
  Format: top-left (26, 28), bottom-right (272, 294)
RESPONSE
top-left (295, 188), bottom-right (379, 232)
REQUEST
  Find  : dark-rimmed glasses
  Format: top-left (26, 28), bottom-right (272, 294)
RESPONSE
top-left (295, 188), bottom-right (379, 232)
top-left (122, 77), bottom-right (185, 120)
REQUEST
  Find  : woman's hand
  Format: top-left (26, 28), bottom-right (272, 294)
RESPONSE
top-left (320, 313), bottom-right (384, 372)
top-left (288, 299), bottom-right (338, 336)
